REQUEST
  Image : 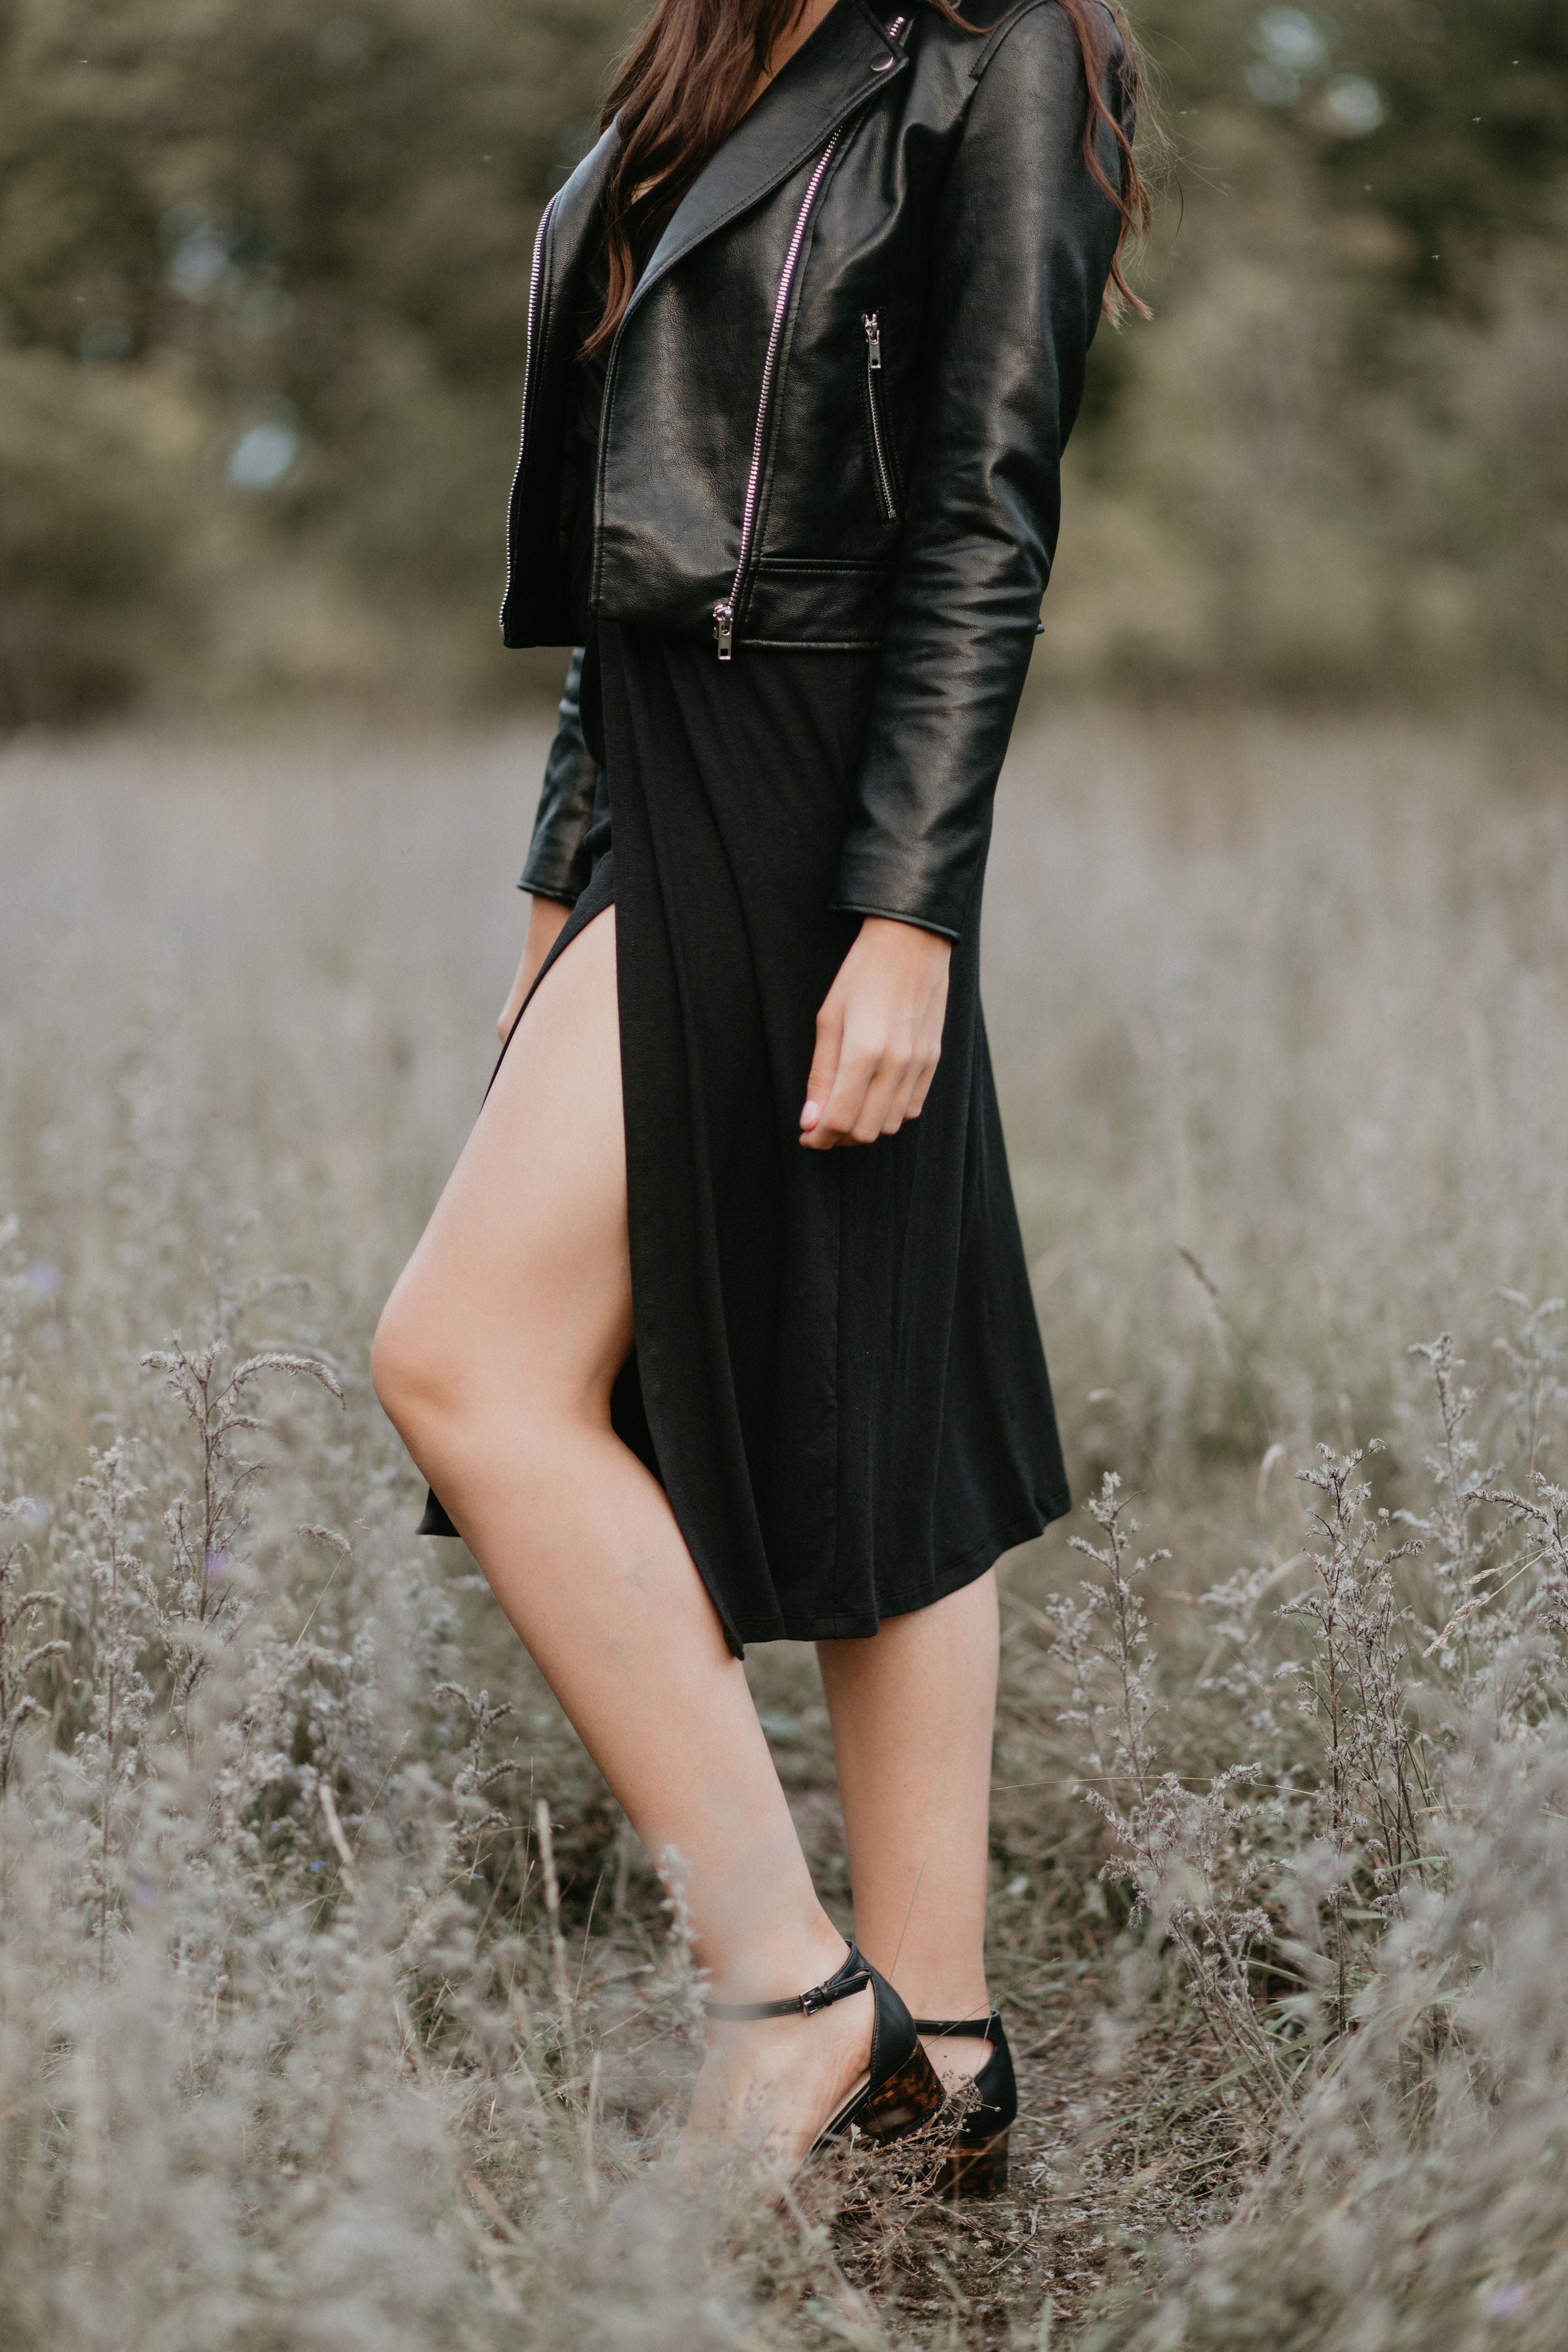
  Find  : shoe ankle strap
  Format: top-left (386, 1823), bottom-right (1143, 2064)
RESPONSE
top-left (911, 2008), bottom-right (1004, 2044)
top-left (704, 1944), bottom-right (872, 2022)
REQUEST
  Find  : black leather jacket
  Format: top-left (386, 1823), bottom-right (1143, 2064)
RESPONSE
top-left (510, 0), bottom-right (1126, 938)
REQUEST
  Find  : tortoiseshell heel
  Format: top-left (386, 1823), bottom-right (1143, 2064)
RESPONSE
top-left (847, 2036), bottom-right (947, 2146)
top-left (705, 1942), bottom-right (944, 2157)
top-left (934, 2128), bottom-right (1010, 2200)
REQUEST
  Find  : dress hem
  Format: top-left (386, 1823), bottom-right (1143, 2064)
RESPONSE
top-left (719, 1496), bottom-right (1070, 1650)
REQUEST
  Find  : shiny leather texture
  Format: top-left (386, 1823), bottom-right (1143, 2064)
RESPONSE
top-left (522, 643), bottom-right (601, 903)
top-left (510, 0), bottom-right (1127, 937)
top-left (812, 1947), bottom-right (945, 2149)
top-left (913, 2009), bottom-right (1019, 2144)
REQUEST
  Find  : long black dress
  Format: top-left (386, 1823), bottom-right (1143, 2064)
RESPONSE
top-left (421, 248), bottom-right (1070, 1656)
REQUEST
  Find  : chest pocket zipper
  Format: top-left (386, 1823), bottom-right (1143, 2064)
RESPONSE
top-left (861, 312), bottom-right (900, 523)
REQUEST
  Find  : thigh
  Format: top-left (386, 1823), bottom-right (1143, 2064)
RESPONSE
top-left (386, 906), bottom-right (629, 1406)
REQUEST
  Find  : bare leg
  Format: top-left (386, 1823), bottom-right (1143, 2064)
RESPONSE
top-left (817, 1571), bottom-right (1000, 2087)
top-left (372, 910), bottom-right (868, 2160)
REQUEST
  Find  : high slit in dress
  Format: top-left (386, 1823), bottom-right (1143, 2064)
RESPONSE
top-left (419, 245), bottom-right (1070, 1657)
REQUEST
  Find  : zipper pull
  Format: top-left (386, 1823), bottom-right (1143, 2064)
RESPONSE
top-left (713, 600), bottom-right (734, 661)
top-left (863, 312), bottom-right (881, 370)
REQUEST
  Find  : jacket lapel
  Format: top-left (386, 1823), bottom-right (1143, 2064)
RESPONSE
top-left (541, 120), bottom-right (620, 293)
top-left (628, 0), bottom-right (910, 317)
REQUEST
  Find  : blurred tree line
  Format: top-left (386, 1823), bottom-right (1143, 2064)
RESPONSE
top-left (0, 0), bottom-right (1563, 724)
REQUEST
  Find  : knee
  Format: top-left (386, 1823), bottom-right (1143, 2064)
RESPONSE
top-left (372, 1287), bottom-right (607, 1479)
top-left (370, 1288), bottom-right (457, 1446)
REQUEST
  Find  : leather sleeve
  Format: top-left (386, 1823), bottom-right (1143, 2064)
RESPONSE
top-left (519, 644), bottom-right (600, 902)
top-left (831, 5), bottom-right (1127, 939)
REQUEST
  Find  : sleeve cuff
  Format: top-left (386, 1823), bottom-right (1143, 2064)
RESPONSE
top-left (827, 897), bottom-right (960, 944)
top-left (829, 841), bottom-right (974, 942)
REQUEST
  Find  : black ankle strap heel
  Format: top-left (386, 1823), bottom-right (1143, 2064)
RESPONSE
top-left (706, 1944), bottom-right (944, 2155)
top-left (705, 1946), bottom-right (872, 2021)
top-left (912, 2008), bottom-right (1017, 2200)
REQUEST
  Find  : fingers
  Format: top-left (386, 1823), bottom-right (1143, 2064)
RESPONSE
top-left (497, 956), bottom-right (533, 1040)
top-left (498, 896), bottom-right (573, 1039)
top-left (799, 1001), bottom-right (845, 1143)
top-left (799, 916), bottom-right (952, 1151)
top-left (496, 970), bottom-right (531, 1041)
top-left (903, 1042), bottom-right (943, 1123)
top-left (881, 1049), bottom-right (936, 1135)
top-left (811, 1052), bottom-right (880, 1148)
top-left (801, 1022), bottom-right (940, 1149)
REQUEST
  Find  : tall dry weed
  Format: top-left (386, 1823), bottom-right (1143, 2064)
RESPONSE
top-left (3, 714), bottom-right (1568, 2347)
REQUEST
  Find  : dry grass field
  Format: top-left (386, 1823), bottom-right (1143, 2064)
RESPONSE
top-left (3, 700), bottom-right (1568, 2351)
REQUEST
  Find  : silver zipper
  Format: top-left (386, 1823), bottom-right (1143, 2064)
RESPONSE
top-left (862, 311), bottom-right (898, 520)
top-left (500, 193), bottom-right (559, 625)
top-left (713, 131), bottom-right (843, 661)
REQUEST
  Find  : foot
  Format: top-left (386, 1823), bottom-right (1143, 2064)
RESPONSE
top-left (678, 1970), bottom-right (875, 2180)
top-left (920, 2032), bottom-right (992, 2094)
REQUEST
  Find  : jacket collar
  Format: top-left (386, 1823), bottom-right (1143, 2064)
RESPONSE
top-left (543, 119), bottom-right (620, 275)
top-left (627, 0), bottom-right (912, 318)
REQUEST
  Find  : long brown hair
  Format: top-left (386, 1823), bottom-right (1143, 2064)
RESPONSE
top-left (583, 0), bottom-right (1154, 358)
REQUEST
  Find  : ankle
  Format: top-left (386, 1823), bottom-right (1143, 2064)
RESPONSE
top-left (702, 1910), bottom-right (850, 2008)
top-left (879, 1968), bottom-right (990, 2023)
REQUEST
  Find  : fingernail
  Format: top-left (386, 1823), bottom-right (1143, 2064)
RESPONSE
top-left (800, 1102), bottom-right (819, 1128)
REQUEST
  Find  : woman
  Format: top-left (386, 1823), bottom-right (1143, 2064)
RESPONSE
top-left (372, 0), bottom-right (1146, 2187)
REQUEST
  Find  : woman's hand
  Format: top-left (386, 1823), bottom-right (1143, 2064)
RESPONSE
top-left (497, 894), bottom-right (572, 1041)
top-left (800, 915), bottom-right (951, 1150)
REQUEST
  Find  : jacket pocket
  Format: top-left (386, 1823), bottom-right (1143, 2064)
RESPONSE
top-left (860, 312), bottom-right (901, 523)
